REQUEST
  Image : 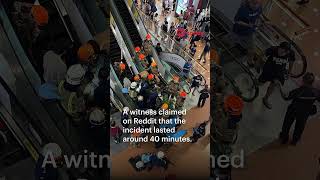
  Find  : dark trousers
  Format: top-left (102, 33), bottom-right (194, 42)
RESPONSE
top-left (197, 97), bottom-right (207, 107)
top-left (280, 105), bottom-right (309, 143)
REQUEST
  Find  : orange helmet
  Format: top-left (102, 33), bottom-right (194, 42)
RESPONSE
top-left (119, 62), bottom-right (126, 71)
top-left (31, 5), bottom-right (49, 26)
top-left (134, 75), bottom-right (140, 81)
top-left (151, 61), bottom-right (157, 67)
top-left (78, 43), bottom-right (95, 62)
top-left (224, 95), bottom-right (244, 116)
top-left (173, 76), bottom-right (179, 83)
top-left (180, 91), bottom-right (187, 98)
top-left (146, 34), bottom-right (151, 40)
top-left (135, 46), bottom-right (141, 52)
top-left (161, 103), bottom-right (169, 110)
top-left (147, 74), bottom-right (155, 80)
top-left (139, 53), bottom-right (145, 60)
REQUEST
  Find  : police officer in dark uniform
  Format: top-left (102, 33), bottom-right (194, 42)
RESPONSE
top-left (191, 75), bottom-right (202, 96)
top-left (279, 72), bottom-right (320, 145)
top-left (259, 42), bottom-right (295, 109)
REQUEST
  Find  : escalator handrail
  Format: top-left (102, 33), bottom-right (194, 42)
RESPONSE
top-left (259, 16), bottom-right (307, 78)
top-left (110, 1), bottom-right (145, 72)
top-left (211, 33), bottom-right (259, 102)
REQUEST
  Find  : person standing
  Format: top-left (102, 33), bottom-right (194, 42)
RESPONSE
top-left (198, 85), bottom-right (210, 107)
top-left (198, 41), bottom-right (210, 63)
top-left (191, 75), bottom-right (202, 95)
top-left (279, 72), bottom-right (320, 145)
top-left (232, 0), bottom-right (263, 67)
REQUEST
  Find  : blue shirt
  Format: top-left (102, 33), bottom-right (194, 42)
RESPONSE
top-left (233, 4), bottom-right (262, 36)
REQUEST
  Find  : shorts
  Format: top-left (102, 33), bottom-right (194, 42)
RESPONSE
top-left (230, 32), bottom-right (256, 50)
top-left (259, 68), bottom-right (285, 85)
top-left (191, 82), bottom-right (199, 88)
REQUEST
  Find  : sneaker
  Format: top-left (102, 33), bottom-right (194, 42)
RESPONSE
top-left (290, 141), bottom-right (298, 146)
top-left (262, 97), bottom-right (272, 109)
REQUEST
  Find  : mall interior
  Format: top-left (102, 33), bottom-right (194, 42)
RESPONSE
top-left (0, 0), bottom-right (319, 180)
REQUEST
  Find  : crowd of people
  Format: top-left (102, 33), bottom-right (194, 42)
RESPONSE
top-left (137, 0), bottom-right (210, 64)
top-left (211, 0), bottom-right (319, 178)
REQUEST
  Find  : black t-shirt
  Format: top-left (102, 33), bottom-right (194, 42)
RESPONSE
top-left (264, 46), bottom-right (295, 73)
top-left (288, 86), bottom-right (320, 110)
top-left (192, 76), bottom-right (202, 86)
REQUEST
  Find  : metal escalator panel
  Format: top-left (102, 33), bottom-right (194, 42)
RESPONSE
top-left (110, 32), bottom-right (122, 63)
top-left (114, 0), bottom-right (142, 47)
top-left (211, 35), bottom-right (259, 102)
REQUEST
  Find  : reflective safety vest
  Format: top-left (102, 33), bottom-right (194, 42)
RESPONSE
top-left (58, 81), bottom-right (85, 117)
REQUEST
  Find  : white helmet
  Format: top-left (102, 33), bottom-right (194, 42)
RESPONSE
top-left (138, 95), bottom-right (144, 101)
top-left (42, 143), bottom-right (62, 159)
top-left (157, 151), bottom-right (165, 159)
top-left (123, 107), bottom-right (130, 112)
top-left (89, 109), bottom-right (106, 126)
top-left (135, 161), bottom-right (144, 168)
top-left (130, 82), bottom-right (138, 89)
top-left (66, 64), bottom-right (85, 85)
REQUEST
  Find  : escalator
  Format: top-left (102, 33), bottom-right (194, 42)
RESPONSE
top-left (210, 6), bottom-right (307, 102)
top-left (113, 0), bottom-right (142, 47)
top-left (110, 31), bottom-right (133, 82)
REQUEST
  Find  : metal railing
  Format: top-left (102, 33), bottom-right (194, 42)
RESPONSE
top-left (135, 4), bottom-right (208, 75)
top-left (263, 0), bottom-right (311, 38)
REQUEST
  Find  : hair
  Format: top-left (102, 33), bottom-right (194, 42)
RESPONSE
top-left (303, 72), bottom-right (315, 86)
top-left (87, 40), bottom-right (100, 54)
top-left (111, 121), bottom-right (116, 127)
top-left (279, 42), bottom-right (291, 51)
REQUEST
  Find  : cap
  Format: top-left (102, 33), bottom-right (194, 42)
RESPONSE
top-left (42, 143), bottom-right (62, 159)
top-left (78, 43), bottom-right (95, 62)
top-left (89, 109), bottom-right (106, 126)
top-left (31, 5), bottom-right (48, 26)
top-left (224, 95), bottom-right (244, 116)
top-left (66, 64), bottom-right (85, 85)
top-left (130, 82), bottom-right (138, 89)
top-left (157, 151), bottom-right (165, 159)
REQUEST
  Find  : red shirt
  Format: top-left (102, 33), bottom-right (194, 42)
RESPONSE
top-left (110, 126), bottom-right (121, 137)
